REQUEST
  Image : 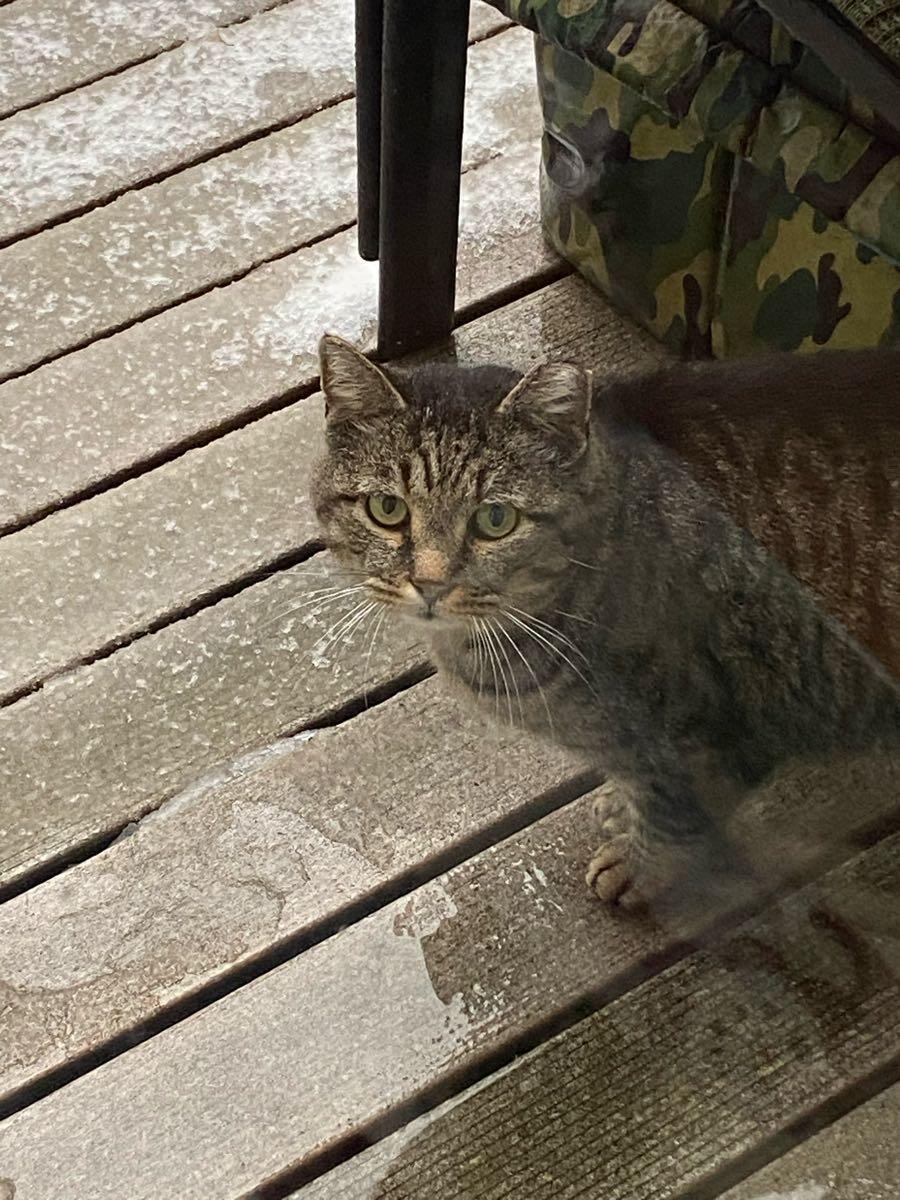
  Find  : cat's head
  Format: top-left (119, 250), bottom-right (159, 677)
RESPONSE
top-left (311, 334), bottom-right (595, 630)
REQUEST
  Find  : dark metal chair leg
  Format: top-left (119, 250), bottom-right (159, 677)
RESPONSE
top-left (355, 0), bottom-right (383, 262)
top-left (377, 0), bottom-right (469, 358)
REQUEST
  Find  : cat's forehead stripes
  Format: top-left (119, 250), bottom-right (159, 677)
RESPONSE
top-left (401, 431), bottom-right (483, 500)
top-left (403, 449), bottom-right (436, 494)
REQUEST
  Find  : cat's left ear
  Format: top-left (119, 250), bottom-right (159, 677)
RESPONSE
top-left (498, 361), bottom-right (591, 456)
top-left (319, 333), bottom-right (406, 427)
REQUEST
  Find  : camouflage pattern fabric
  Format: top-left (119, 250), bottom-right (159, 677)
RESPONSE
top-left (716, 158), bottom-right (900, 353)
top-left (494, 0), bottom-right (893, 133)
top-left (488, 0), bottom-right (899, 355)
top-left (538, 43), bottom-right (729, 354)
top-left (831, 0), bottom-right (900, 65)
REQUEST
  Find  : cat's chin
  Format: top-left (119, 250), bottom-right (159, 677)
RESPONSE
top-left (399, 608), bottom-right (469, 635)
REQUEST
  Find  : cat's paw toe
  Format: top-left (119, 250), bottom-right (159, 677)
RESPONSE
top-left (585, 836), bottom-right (640, 906)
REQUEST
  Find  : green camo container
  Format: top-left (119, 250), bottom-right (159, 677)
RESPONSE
top-left (493, 0), bottom-right (900, 356)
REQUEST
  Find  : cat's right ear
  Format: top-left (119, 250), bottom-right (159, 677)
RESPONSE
top-left (498, 360), bottom-right (591, 457)
top-left (318, 334), bottom-right (406, 427)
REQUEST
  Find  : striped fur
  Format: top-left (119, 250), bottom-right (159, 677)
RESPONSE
top-left (312, 341), bottom-right (899, 904)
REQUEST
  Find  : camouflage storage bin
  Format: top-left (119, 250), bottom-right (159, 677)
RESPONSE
top-left (493, 0), bottom-right (900, 357)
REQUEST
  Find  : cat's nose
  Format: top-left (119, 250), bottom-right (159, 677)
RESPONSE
top-left (412, 579), bottom-right (449, 615)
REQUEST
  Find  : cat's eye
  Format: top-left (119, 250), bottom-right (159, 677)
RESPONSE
top-left (473, 501), bottom-right (519, 539)
top-left (366, 493), bottom-right (409, 528)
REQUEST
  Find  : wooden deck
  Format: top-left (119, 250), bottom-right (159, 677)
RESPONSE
top-left (0, 3), bottom-right (898, 1197)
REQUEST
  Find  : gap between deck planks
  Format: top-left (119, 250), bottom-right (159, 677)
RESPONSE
top-left (719, 1078), bottom-right (900, 1199)
top-left (0, 23), bottom-right (536, 383)
top-left (0, 553), bottom-right (426, 896)
top-left (0, 280), bottom-right (664, 895)
top-left (0, 0), bottom-right (292, 118)
top-left (293, 831), bottom-right (900, 1200)
top-left (0, 275), bottom-right (663, 705)
top-left (0, 676), bottom-right (896, 1118)
top-left (0, 676), bottom-right (588, 1112)
top-left (0, 0), bottom-right (508, 245)
top-left (0, 1), bottom-right (508, 120)
top-left (0, 777), bottom-right (898, 1199)
top-left (0, 140), bottom-right (555, 539)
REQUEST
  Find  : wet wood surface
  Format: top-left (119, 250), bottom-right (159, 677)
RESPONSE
top-left (0, 678), bottom-right (584, 1106)
top-left (297, 831), bottom-right (900, 1199)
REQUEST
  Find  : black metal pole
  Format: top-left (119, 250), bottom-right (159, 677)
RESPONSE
top-left (377, 0), bottom-right (469, 357)
top-left (355, 0), bottom-right (384, 261)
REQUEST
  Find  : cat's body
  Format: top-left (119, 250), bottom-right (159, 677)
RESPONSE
top-left (312, 338), bottom-right (899, 905)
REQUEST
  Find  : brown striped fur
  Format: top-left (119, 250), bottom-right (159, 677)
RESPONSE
top-left (609, 352), bottom-right (899, 678)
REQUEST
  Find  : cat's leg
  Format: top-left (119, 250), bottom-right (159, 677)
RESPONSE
top-left (585, 777), bottom-right (640, 904)
top-left (586, 775), bottom-right (727, 909)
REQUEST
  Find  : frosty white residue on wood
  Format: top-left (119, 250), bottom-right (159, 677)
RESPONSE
top-left (747, 1188), bottom-right (829, 1200)
top-left (0, 55), bottom-right (543, 530)
top-left (112, 728), bottom-right (318, 844)
top-left (0, 0), bottom-right (508, 120)
top-left (458, 142), bottom-right (544, 256)
top-left (0, 1), bottom-right (280, 114)
top-left (252, 249), bottom-right (380, 366)
top-left (0, 0), bottom-right (355, 239)
top-left (226, 141), bottom-right (542, 370)
top-left (0, 25), bottom-right (538, 382)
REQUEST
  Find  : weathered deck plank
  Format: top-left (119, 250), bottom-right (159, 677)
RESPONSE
top-left (0, 678), bottom-right (585, 1107)
top-left (0, 25), bottom-right (536, 380)
top-left (721, 1080), bottom-right (900, 1200)
top-left (0, 138), bottom-right (564, 534)
top-left (0, 796), bottom-right (663, 1198)
top-left (0, 0), bottom-right (354, 242)
top-left (0, 557), bottom-right (424, 894)
top-left (295, 832), bottom-right (900, 1200)
top-left (0, 0), bottom-right (284, 117)
top-left (0, 270), bottom-right (666, 702)
top-left (2, 2), bottom-right (894, 1194)
top-left (0, 265), bottom-right (666, 890)
top-left (1, 733), bottom-right (895, 1115)
top-left (0, 393), bottom-right (325, 700)
top-left (0, 1), bottom-right (506, 119)
top-left (1, 811), bottom-right (898, 1199)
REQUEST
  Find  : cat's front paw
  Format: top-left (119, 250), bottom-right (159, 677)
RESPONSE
top-left (586, 832), bottom-right (696, 910)
top-left (585, 835), bottom-right (640, 905)
top-left (586, 778), bottom-right (645, 907)
top-left (586, 778), bottom-right (715, 910)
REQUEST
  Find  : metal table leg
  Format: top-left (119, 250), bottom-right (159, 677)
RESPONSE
top-left (355, 0), bottom-right (383, 261)
top-left (376, 0), bottom-right (469, 357)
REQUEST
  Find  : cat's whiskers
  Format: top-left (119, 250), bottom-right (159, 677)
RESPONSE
top-left (505, 611), bottom-right (599, 698)
top-left (478, 618), bottom-right (506, 721)
top-left (486, 620), bottom-right (515, 728)
top-left (331, 602), bottom-right (379, 664)
top-left (309, 599), bottom-right (375, 662)
top-left (554, 608), bottom-right (599, 628)
top-left (510, 606), bottom-right (591, 664)
top-left (466, 620), bottom-right (484, 693)
top-left (262, 584), bottom-right (368, 631)
top-left (566, 556), bottom-right (603, 572)
top-left (362, 605), bottom-right (389, 704)
top-left (493, 615), bottom-right (554, 735)
top-left (474, 617), bottom-right (503, 723)
top-left (474, 621), bottom-right (489, 699)
top-left (486, 616), bottom-right (523, 727)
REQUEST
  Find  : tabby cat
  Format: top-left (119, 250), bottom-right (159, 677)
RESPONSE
top-left (312, 335), bottom-right (899, 906)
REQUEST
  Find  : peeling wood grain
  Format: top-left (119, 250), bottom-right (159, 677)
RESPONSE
top-left (0, 678), bottom-right (583, 1106)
